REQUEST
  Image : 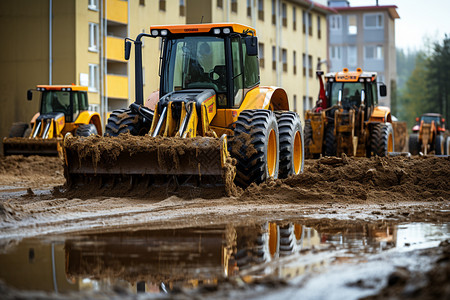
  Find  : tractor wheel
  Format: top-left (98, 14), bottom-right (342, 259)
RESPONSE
top-left (104, 108), bottom-right (151, 137)
top-left (23, 128), bottom-right (32, 138)
top-left (445, 137), bottom-right (450, 155)
top-left (435, 135), bottom-right (445, 155)
top-left (275, 111), bottom-right (304, 178)
top-left (408, 133), bottom-right (420, 155)
top-left (304, 119), bottom-right (313, 159)
top-left (8, 122), bottom-right (29, 138)
top-left (75, 124), bottom-right (98, 137)
top-left (371, 123), bottom-right (394, 157)
top-left (231, 110), bottom-right (279, 187)
top-left (323, 124), bottom-right (337, 156)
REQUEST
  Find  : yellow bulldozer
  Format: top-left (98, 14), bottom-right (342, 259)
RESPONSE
top-left (3, 85), bottom-right (102, 156)
top-left (304, 68), bottom-right (394, 158)
top-left (63, 23), bottom-right (304, 193)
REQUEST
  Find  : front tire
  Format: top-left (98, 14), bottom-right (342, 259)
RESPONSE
top-left (75, 124), bottom-right (98, 137)
top-left (445, 136), bottom-right (450, 155)
top-left (371, 123), bottom-right (394, 157)
top-left (276, 112), bottom-right (304, 178)
top-left (104, 108), bottom-right (151, 137)
top-left (323, 124), bottom-right (337, 156)
top-left (409, 133), bottom-right (420, 155)
top-left (231, 110), bottom-right (279, 187)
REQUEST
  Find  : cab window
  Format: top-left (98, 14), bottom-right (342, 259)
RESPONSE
top-left (231, 37), bottom-right (244, 107)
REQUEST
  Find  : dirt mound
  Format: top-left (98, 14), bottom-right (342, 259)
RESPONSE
top-left (242, 155), bottom-right (450, 204)
top-left (0, 155), bottom-right (64, 186)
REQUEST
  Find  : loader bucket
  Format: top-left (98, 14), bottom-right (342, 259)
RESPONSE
top-left (63, 134), bottom-right (237, 198)
top-left (3, 137), bottom-right (60, 156)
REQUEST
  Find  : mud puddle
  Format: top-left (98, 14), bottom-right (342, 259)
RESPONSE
top-left (0, 220), bottom-right (448, 299)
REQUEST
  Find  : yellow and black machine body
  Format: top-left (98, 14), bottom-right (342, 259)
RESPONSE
top-left (3, 85), bottom-right (102, 156)
top-left (64, 23), bottom-right (305, 192)
top-left (304, 68), bottom-right (394, 158)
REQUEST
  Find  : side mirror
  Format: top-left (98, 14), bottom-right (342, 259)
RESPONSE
top-left (245, 36), bottom-right (258, 56)
top-left (124, 40), bottom-right (132, 60)
top-left (360, 89), bottom-right (365, 104)
top-left (379, 84), bottom-right (387, 97)
top-left (27, 89), bottom-right (33, 101)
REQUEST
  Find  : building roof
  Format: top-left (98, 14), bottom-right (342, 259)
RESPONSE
top-left (334, 5), bottom-right (400, 19)
top-left (288, 0), bottom-right (338, 15)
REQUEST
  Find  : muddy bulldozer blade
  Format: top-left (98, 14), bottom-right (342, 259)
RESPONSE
top-left (63, 134), bottom-right (236, 197)
top-left (3, 138), bottom-right (60, 156)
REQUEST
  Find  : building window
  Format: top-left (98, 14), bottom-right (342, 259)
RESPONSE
top-left (329, 15), bottom-right (342, 31)
top-left (259, 43), bottom-right (265, 68)
top-left (293, 95), bottom-right (297, 112)
top-left (258, 0), bottom-right (264, 20)
top-left (347, 46), bottom-right (357, 67)
top-left (293, 51), bottom-right (297, 75)
top-left (247, 0), bottom-right (252, 17)
top-left (89, 64), bottom-right (99, 92)
top-left (159, 0), bottom-right (166, 11)
top-left (282, 49), bottom-right (287, 72)
top-left (293, 7), bottom-right (297, 31)
top-left (217, 0), bottom-right (223, 9)
top-left (365, 45), bottom-right (383, 60)
top-left (302, 11), bottom-right (306, 33)
top-left (364, 13), bottom-right (383, 29)
top-left (282, 3), bottom-right (287, 27)
top-left (302, 53), bottom-right (306, 76)
top-left (272, 46), bottom-right (276, 70)
top-left (308, 13), bottom-right (312, 36)
top-left (179, 0), bottom-right (185, 16)
top-left (348, 15), bottom-right (357, 35)
top-left (139, 0), bottom-right (145, 6)
top-left (88, 23), bottom-right (98, 52)
top-left (88, 0), bottom-right (99, 11)
top-left (231, 0), bottom-right (237, 13)
top-left (308, 55), bottom-right (312, 77)
top-left (317, 16), bottom-right (321, 39)
top-left (304, 96), bottom-right (313, 111)
top-left (330, 46), bottom-right (342, 60)
top-left (272, 0), bottom-right (276, 25)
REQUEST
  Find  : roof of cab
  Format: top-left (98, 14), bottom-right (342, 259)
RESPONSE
top-left (149, 23), bottom-right (256, 36)
top-left (36, 85), bottom-right (88, 91)
top-left (325, 68), bottom-right (377, 82)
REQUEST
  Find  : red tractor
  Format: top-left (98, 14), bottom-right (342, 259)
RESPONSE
top-left (409, 113), bottom-right (449, 155)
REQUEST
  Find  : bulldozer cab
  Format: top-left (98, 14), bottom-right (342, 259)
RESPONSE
top-left (37, 87), bottom-right (89, 123)
top-left (158, 24), bottom-right (259, 109)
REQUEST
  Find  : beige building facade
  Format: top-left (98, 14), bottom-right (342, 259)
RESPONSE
top-left (0, 0), bottom-right (332, 145)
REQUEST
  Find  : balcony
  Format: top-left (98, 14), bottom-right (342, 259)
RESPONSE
top-left (106, 36), bottom-right (125, 62)
top-left (106, 0), bottom-right (128, 24)
top-left (107, 74), bottom-right (128, 99)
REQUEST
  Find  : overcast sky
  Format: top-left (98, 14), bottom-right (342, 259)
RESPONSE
top-left (339, 0), bottom-right (448, 51)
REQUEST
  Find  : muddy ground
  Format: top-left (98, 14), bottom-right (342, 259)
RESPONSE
top-left (0, 153), bottom-right (449, 299)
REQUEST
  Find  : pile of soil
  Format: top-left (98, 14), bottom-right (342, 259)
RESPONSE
top-left (0, 155), bottom-right (64, 186)
top-left (242, 155), bottom-right (450, 204)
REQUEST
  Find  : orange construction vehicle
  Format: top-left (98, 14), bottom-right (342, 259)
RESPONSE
top-left (304, 68), bottom-right (394, 158)
top-left (409, 113), bottom-right (449, 155)
top-left (3, 85), bottom-right (102, 156)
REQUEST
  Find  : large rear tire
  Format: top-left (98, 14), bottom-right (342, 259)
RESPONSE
top-left (276, 112), bottom-right (304, 178)
top-left (435, 134), bottom-right (445, 155)
top-left (323, 124), bottom-right (337, 156)
top-left (104, 108), bottom-right (151, 137)
top-left (231, 110), bottom-right (279, 187)
top-left (75, 124), bottom-right (98, 137)
top-left (8, 122), bottom-right (29, 138)
top-left (371, 123), bottom-right (394, 157)
top-left (408, 133), bottom-right (420, 155)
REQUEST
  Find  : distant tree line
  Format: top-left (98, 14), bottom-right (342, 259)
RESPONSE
top-left (396, 35), bottom-right (450, 130)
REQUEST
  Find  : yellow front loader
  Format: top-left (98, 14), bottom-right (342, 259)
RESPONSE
top-left (3, 85), bottom-right (102, 156)
top-left (64, 23), bottom-right (305, 195)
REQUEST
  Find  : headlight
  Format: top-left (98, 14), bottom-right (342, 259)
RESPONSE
top-left (161, 29), bottom-right (168, 36)
top-left (223, 28), bottom-right (231, 34)
top-left (151, 29), bottom-right (159, 36)
top-left (213, 28), bottom-right (221, 34)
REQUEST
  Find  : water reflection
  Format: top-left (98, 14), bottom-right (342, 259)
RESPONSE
top-left (0, 221), bottom-right (447, 294)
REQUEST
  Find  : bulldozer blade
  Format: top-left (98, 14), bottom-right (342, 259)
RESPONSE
top-left (3, 137), bottom-right (60, 156)
top-left (63, 134), bottom-right (236, 198)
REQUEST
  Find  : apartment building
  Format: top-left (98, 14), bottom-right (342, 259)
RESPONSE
top-left (0, 0), bottom-right (332, 142)
top-left (327, 0), bottom-right (399, 106)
